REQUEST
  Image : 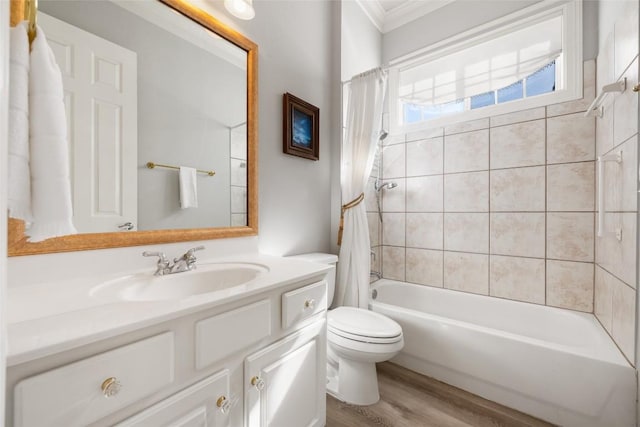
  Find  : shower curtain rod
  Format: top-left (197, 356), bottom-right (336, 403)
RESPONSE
top-left (341, 65), bottom-right (392, 86)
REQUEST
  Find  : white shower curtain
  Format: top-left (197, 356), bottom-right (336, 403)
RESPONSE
top-left (335, 68), bottom-right (387, 308)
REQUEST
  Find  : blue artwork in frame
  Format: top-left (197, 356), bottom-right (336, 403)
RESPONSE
top-left (283, 93), bottom-right (319, 160)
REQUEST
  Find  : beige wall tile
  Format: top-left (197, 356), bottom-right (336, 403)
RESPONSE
top-left (367, 212), bottom-right (380, 247)
top-left (489, 255), bottom-right (545, 304)
top-left (406, 248), bottom-right (443, 287)
top-left (546, 260), bottom-right (594, 312)
top-left (382, 213), bottom-right (405, 247)
top-left (490, 213), bottom-right (545, 258)
top-left (596, 96), bottom-right (615, 157)
top-left (597, 33), bottom-right (615, 94)
top-left (407, 175), bottom-right (443, 212)
top-left (596, 212), bottom-right (637, 288)
top-left (382, 134), bottom-right (405, 146)
top-left (490, 166), bottom-right (545, 211)
top-left (613, 57), bottom-right (638, 147)
top-left (231, 214), bottom-right (246, 226)
top-left (444, 252), bottom-right (489, 295)
top-left (490, 107), bottom-right (545, 127)
top-left (406, 137), bottom-right (443, 177)
top-left (365, 177), bottom-right (378, 212)
top-left (603, 136), bottom-right (637, 213)
top-left (614, 1), bottom-right (639, 80)
top-left (444, 171), bottom-right (489, 212)
top-left (445, 118), bottom-right (489, 135)
top-left (371, 246), bottom-right (381, 276)
top-left (547, 213), bottom-right (595, 262)
top-left (381, 178), bottom-right (406, 212)
top-left (594, 266), bottom-right (614, 333)
top-left (382, 246), bottom-right (405, 281)
top-left (547, 162), bottom-right (595, 211)
top-left (547, 60), bottom-right (596, 117)
top-left (406, 127), bottom-right (444, 142)
top-left (547, 113), bottom-right (595, 164)
top-left (612, 279), bottom-right (636, 362)
top-left (444, 130), bottom-right (489, 173)
top-left (444, 213), bottom-right (489, 253)
top-left (231, 186), bottom-right (247, 213)
top-left (406, 213), bottom-right (443, 250)
top-left (490, 120), bottom-right (545, 169)
top-left (382, 143), bottom-right (405, 178)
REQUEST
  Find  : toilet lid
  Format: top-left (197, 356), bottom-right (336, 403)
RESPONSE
top-left (328, 307), bottom-right (402, 339)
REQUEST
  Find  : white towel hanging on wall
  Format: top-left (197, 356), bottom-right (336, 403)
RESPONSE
top-left (179, 166), bottom-right (198, 209)
top-left (8, 22), bottom-right (33, 222)
top-left (26, 25), bottom-right (77, 242)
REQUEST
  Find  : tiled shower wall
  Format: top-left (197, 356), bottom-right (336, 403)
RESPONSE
top-left (593, 2), bottom-right (638, 363)
top-left (369, 60), bottom-right (601, 314)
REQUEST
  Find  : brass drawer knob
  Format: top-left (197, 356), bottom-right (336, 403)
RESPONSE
top-left (101, 377), bottom-right (122, 398)
top-left (304, 299), bottom-right (315, 309)
top-left (633, 83), bottom-right (639, 92)
top-left (216, 396), bottom-right (231, 414)
top-left (251, 376), bottom-right (265, 391)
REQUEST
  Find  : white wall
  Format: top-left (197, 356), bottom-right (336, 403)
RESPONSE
top-left (0, 0), bottom-right (9, 419)
top-left (192, 0), bottom-right (341, 257)
top-left (7, 0), bottom-right (340, 287)
top-left (382, 0), bottom-right (599, 63)
top-left (341, 0), bottom-right (382, 81)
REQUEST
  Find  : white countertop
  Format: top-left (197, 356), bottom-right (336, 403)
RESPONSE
top-left (7, 254), bottom-right (331, 366)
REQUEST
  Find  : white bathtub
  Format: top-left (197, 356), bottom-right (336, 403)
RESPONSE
top-left (370, 279), bottom-right (636, 427)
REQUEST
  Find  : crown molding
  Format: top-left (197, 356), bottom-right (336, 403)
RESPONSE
top-left (354, 0), bottom-right (456, 34)
top-left (354, 0), bottom-right (385, 32)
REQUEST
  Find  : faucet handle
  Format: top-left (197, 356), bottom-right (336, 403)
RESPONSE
top-left (143, 251), bottom-right (168, 262)
top-left (186, 246), bottom-right (205, 256)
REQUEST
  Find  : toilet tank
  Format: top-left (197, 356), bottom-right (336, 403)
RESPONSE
top-left (288, 253), bottom-right (338, 305)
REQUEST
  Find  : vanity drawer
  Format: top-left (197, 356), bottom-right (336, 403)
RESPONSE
top-left (196, 299), bottom-right (271, 370)
top-left (282, 280), bottom-right (327, 329)
top-left (14, 332), bottom-right (175, 427)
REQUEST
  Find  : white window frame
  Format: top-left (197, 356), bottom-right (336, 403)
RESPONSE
top-left (388, 0), bottom-right (583, 134)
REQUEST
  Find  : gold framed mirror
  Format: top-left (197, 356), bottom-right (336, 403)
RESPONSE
top-left (8, 0), bottom-right (258, 256)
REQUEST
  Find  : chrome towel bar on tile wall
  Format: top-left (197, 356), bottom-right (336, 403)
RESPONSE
top-left (584, 78), bottom-right (627, 118)
top-left (597, 151), bottom-right (622, 241)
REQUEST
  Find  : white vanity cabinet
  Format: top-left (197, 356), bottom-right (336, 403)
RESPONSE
top-left (7, 276), bottom-right (328, 427)
top-left (116, 369), bottom-right (231, 427)
top-left (245, 320), bottom-right (326, 427)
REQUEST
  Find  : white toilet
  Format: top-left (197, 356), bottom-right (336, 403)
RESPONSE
top-left (291, 253), bottom-right (404, 406)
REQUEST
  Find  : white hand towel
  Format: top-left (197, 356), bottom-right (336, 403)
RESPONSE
top-left (8, 22), bottom-right (32, 222)
top-left (179, 166), bottom-right (198, 209)
top-left (26, 25), bottom-right (77, 242)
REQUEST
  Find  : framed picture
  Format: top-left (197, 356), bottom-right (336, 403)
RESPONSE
top-left (283, 93), bottom-right (319, 161)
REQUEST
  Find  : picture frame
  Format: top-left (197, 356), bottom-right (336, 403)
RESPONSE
top-left (283, 93), bottom-right (319, 161)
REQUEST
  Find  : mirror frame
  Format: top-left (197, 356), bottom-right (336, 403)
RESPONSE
top-left (8, 0), bottom-right (258, 256)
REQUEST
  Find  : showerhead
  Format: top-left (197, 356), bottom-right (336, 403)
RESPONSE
top-left (374, 181), bottom-right (398, 192)
top-left (379, 130), bottom-right (388, 141)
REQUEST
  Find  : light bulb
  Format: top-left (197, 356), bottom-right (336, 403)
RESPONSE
top-left (224, 0), bottom-right (255, 20)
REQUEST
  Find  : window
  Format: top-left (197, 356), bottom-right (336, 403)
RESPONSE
top-left (389, 0), bottom-right (582, 131)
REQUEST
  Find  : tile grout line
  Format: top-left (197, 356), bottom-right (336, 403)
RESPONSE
top-left (487, 116), bottom-right (492, 296)
top-left (544, 106), bottom-right (548, 306)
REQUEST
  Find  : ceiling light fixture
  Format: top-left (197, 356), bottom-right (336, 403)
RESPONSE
top-left (224, 0), bottom-right (255, 20)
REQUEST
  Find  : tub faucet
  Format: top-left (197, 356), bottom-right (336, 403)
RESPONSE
top-left (143, 246), bottom-right (205, 276)
top-left (370, 271), bottom-right (382, 281)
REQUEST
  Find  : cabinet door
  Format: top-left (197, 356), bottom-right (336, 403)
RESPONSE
top-left (245, 320), bottom-right (326, 427)
top-left (117, 369), bottom-right (232, 427)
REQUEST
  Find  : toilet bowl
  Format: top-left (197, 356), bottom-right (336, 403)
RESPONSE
top-left (289, 253), bottom-right (404, 406)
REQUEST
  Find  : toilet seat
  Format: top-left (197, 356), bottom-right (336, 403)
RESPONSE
top-left (328, 307), bottom-right (402, 344)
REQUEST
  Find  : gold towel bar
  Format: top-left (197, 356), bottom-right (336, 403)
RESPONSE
top-left (146, 162), bottom-right (215, 176)
top-left (25, 0), bottom-right (38, 45)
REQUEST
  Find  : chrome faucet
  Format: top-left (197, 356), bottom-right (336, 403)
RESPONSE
top-left (143, 246), bottom-right (205, 276)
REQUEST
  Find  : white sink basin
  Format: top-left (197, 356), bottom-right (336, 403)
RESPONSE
top-left (90, 262), bottom-right (269, 301)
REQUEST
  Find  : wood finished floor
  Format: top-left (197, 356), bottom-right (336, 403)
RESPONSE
top-left (326, 362), bottom-right (554, 427)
